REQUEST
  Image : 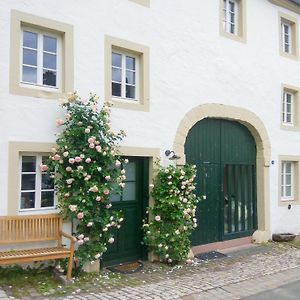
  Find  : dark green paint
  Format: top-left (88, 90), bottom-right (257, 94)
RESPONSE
top-left (102, 157), bottom-right (148, 267)
top-left (185, 119), bottom-right (257, 245)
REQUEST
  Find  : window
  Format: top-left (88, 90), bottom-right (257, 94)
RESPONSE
top-left (282, 22), bottom-right (292, 54)
top-left (223, 0), bottom-right (237, 34)
top-left (21, 28), bottom-right (60, 88)
top-left (112, 51), bottom-right (138, 100)
top-left (279, 13), bottom-right (298, 59)
top-left (282, 91), bottom-right (294, 125)
top-left (105, 35), bottom-right (149, 112)
top-left (20, 155), bottom-right (55, 210)
top-left (10, 10), bottom-right (74, 99)
top-left (278, 156), bottom-right (300, 205)
top-left (220, 0), bottom-right (246, 42)
top-left (281, 161), bottom-right (294, 201)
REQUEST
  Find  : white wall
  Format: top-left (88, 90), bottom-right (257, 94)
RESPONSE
top-left (0, 0), bottom-right (300, 234)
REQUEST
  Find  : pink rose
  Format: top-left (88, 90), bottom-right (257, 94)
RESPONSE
top-left (96, 196), bottom-right (102, 202)
top-left (155, 215), bottom-right (161, 222)
top-left (85, 157), bottom-right (91, 163)
top-left (65, 113), bottom-right (71, 119)
top-left (105, 175), bottom-right (111, 181)
top-left (78, 234), bottom-right (84, 240)
top-left (77, 239), bottom-right (84, 245)
top-left (77, 212), bottom-right (84, 220)
top-left (89, 143), bottom-right (95, 149)
top-left (40, 164), bottom-right (48, 172)
top-left (53, 154), bottom-right (61, 161)
top-left (89, 185), bottom-right (99, 193)
top-left (103, 189), bottom-right (110, 195)
top-left (85, 128), bottom-right (90, 134)
top-left (75, 156), bottom-right (82, 163)
top-left (108, 237), bottom-right (114, 244)
top-left (56, 119), bottom-right (64, 127)
top-left (68, 204), bottom-right (77, 212)
top-left (66, 166), bottom-right (72, 172)
top-left (69, 158), bottom-right (75, 164)
top-left (96, 145), bottom-right (102, 152)
top-left (88, 137), bottom-right (95, 144)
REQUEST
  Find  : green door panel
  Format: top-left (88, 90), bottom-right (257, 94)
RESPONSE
top-left (102, 157), bottom-right (148, 267)
top-left (185, 118), bottom-right (257, 246)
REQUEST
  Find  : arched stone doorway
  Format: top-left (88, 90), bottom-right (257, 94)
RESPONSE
top-left (173, 104), bottom-right (271, 243)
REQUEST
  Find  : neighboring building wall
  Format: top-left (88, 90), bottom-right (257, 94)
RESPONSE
top-left (1, 0), bottom-right (300, 236)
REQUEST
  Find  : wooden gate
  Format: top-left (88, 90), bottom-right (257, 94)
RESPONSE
top-left (185, 118), bottom-right (257, 245)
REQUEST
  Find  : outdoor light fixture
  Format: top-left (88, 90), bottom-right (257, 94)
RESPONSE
top-left (165, 150), bottom-right (181, 160)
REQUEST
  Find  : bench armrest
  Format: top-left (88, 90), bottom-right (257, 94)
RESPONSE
top-left (60, 231), bottom-right (76, 251)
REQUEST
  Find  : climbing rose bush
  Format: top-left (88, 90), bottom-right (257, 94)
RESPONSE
top-left (45, 92), bottom-right (126, 267)
top-left (143, 163), bottom-right (199, 263)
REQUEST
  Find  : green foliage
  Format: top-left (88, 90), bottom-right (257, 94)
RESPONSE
top-left (143, 163), bottom-right (199, 263)
top-left (46, 92), bottom-right (126, 267)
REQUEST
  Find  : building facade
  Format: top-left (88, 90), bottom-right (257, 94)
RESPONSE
top-left (1, 0), bottom-right (300, 265)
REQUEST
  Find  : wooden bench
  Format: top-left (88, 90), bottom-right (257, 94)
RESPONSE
top-left (0, 214), bottom-right (76, 279)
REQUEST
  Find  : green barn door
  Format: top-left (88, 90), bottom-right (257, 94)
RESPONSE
top-left (102, 157), bottom-right (148, 267)
top-left (185, 119), bottom-right (257, 246)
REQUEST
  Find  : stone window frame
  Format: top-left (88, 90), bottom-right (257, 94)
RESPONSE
top-left (219, 0), bottom-right (247, 43)
top-left (281, 84), bottom-right (300, 131)
top-left (10, 9), bottom-right (74, 99)
top-left (128, 0), bottom-right (150, 7)
top-left (8, 141), bottom-right (58, 215)
top-left (278, 12), bottom-right (299, 60)
top-left (105, 35), bottom-right (150, 112)
top-left (278, 155), bottom-right (300, 205)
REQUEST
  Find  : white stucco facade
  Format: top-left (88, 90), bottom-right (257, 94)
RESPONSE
top-left (1, 0), bottom-right (300, 239)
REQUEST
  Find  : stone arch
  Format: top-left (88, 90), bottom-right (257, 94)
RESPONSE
top-left (173, 104), bottom-right (271, 242)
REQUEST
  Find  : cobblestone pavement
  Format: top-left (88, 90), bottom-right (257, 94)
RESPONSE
top-left (1, 243), bottom-right (300, 299)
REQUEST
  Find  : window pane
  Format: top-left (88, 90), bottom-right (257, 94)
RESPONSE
top-left (112, 53), bottom-right (122, 67)
top-left (20, 192), bottom-right (35, 209)
top-left (43, 53), bottom-right (57, 70)
top-left (286, 186), bottom-right (292, 197)
top-left (287, 114), bottom-right (292, 123)
top-left (230, 13), bottom-right (235, 23)
top-left (285, 163), bottom-right (292, 173)
top-left (112, 82), bottom-right (121, 97)
top-left (23, 31), bottom-right (37, 49)
top-left (110, 192), bottom-right (121, 202)
top-left (126, 56), bottom-right (135, 70)
top-left (126, 85), bottom-right (135, 99)
top-left (284, 24), bottom-right (289, 34)
top-left (123, 182), bottom-right (136, 201)
top-left (43, 69), bottom-right (56, 86)
top-left (124, 162), bottom-right (136, 181)
top-left (230, 24), bottom-right (235, 34)
top-left (42, 174), bottom-right (54, 189)
top-left (112, 68), bottom-right (122, 82)
top-left (23, 49), bottom-right (37, 66)
top-left (21, 174), bottom-right (36, 190)
top-left (41, 191), bottom-right (55, 207)
top-left (286, 175), bottom-right (292, 185)
top-left (22, 66), bottom-right (37, 84)
top-left (22, 156), bottom-right (36, 172)
top-left (126, 71), bottom-right (135, 85)
top-left (43, 36), bottom-right (57, 53)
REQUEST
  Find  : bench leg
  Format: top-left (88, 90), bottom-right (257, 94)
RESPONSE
top-left (66, 255), bottom-right (73, 280)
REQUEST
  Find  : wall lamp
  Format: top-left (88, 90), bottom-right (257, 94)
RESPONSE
top-left (165, 150), bottom-right (181, 160)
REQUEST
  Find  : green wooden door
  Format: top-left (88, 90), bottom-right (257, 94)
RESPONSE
top-left (102, 157), bottom-right (148, 267)
top-left (185, 119), bottom-right (257, 245)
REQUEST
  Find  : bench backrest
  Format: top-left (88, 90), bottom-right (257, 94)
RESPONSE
top-left (0, 214), bottom-right (62, 244)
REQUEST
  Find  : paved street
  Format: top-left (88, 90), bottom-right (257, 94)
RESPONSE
top-left (1, 243), bottom-right (300, 299)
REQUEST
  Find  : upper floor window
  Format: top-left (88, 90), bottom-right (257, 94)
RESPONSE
top-left (112, 51), bottom-right (138, 100)
top-left (220, 0), bottom-right (246, 42)
top-left (282, 90), bottom-right (294, 125)
top-left (282, 22), bottom-right (292, 54)
top-left (105, 35), bottom-right (149, 112)
top-left (21, 28), bottom-right (60, 89)
top-left (10, 10), bottom-right (74, 99)
top-left (223, 0), bottom-right (237, 34)
top-left (20, 154), bottom-right (55, 211)
top-left (279, 13), bottom-right (298, 59)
